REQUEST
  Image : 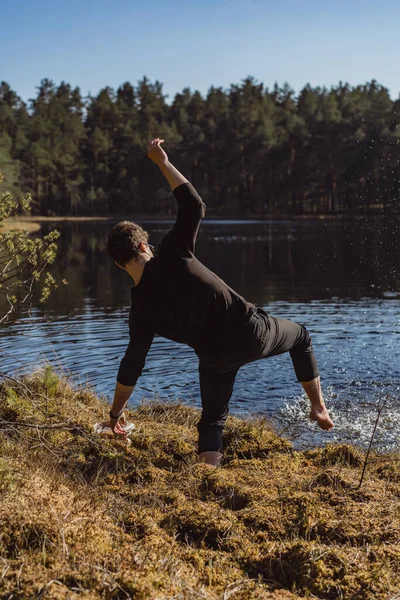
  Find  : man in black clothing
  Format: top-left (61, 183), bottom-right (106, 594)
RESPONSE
top-left (106, 138), bottom-right (334, 466)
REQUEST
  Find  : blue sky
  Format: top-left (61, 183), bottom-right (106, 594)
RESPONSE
top-left (2, 0), bottom-right (400, 105)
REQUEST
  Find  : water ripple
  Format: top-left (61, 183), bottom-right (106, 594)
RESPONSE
top-left (0, 298), bottom-right (399, 451)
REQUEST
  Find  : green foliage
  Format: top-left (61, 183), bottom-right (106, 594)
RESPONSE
top-left (0, 172), bottom-right (63, 322)
top-left (40, 364), bottom-right (60, 396)
top-left (0, 457), bottom-right (15, 491)
top-left (1, 77), bottom-right (399, 216)
top-left (4, 386), bottom-right (19, 409)
top-left (0, 134), bottom-right (22, 198)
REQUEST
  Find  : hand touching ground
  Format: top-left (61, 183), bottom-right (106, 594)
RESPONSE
top-left (109, 412), bottom-right (127, 436)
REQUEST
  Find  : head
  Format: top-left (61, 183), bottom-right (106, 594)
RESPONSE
top-left (105, 220), bottom-right (152, 270)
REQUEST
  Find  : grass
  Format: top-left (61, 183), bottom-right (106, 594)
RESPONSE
top-left (0, 367), bottom-right (399, 599)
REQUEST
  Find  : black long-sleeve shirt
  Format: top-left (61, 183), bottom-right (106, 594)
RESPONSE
top-left (117, 182), bottom-right (256, 386)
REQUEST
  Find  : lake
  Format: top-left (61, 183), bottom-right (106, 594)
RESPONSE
top-left (1, 217), bottom-right (399, 451)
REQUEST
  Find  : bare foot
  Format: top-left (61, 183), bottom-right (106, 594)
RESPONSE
top-left (309, 406), bottom-right (334, 430)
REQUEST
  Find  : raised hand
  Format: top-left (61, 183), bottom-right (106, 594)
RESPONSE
top-left (147, 138), bottom-right (168, 165)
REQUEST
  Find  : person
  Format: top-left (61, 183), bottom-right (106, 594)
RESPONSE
top-left (105, 138), bottom-right (334, 466)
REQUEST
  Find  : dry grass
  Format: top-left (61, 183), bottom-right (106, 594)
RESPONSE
top-left (0, 368), bottom-right (399, 599)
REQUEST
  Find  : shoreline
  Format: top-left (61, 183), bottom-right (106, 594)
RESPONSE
top-left (5, 212), bottom-right (397, 224)
top-left (1, 218), bottom-right (41, 232)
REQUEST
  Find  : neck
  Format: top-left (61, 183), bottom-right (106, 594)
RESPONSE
top-left (125, 254), bottom-right (152, 286)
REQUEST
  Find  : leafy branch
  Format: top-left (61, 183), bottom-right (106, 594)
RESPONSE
top-left (0, 173), bottom-right (66, 323)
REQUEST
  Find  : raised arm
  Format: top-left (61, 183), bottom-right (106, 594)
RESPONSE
top-left (147, 138), bottom-right (206, 256)
top-left (148, 138), bottom-right (188, 190)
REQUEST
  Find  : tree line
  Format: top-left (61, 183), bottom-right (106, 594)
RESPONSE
top-left (0, 76), bottom-right (399, 216)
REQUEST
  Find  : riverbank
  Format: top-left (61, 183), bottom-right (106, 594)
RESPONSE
top-left (7, 211), bottom-right (397, 223)
top-left (0, 368), bottom-right (399, 599)
top-left (1, 217), bottom-right (41, 232)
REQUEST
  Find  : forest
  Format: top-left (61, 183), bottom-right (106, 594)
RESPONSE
top-left (0, 76), bottom-right (399, 216)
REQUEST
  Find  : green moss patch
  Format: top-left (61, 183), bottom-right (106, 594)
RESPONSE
top-left (0, 368), bottom-right (399, 599)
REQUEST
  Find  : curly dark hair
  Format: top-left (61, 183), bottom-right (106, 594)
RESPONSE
top-left (105, 221), bottom-right (149, 267)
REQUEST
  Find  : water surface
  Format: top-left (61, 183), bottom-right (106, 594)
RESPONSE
top-left (1, 218), bottom-right (399, 450)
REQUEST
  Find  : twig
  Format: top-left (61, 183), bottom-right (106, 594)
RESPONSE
top-left (36, 579), bottom-right (64, 598)
top-left (87, 565), bottom-right (131, 598)
top-left (0, 561), bottom-right (10, 583)
top-left (16, 562), bottom-right (25, 589)
top-left (358, 395), bottom-right (390, 489)
top-left (0, 372), bottom-right (39, 398)
top-left (223, 578), bottom-right (257, 600)
top-left (0, 418), bottom-right (105, 451)
top-left (0, 420), bottom-right (76, 430)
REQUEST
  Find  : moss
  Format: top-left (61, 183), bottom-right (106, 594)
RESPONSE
top-left (0, 367), bottom-right (399, 599)
top-left (374, 461), bottom-right (400, 482)
top-left (223, 416), bottom-right (293, 460)
top-left (0, 457), bottom-right (15, 492)
top-left (306, 443), bottom-right (365, 467)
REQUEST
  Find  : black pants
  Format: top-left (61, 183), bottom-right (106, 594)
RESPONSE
top-left (197, 308), bottom-right (320, 454)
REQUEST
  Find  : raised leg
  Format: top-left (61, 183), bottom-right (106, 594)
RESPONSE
top-left (262, 316), bottom-right (334, 431)
top-left (300, 375), bottom-right (334, 430)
